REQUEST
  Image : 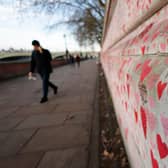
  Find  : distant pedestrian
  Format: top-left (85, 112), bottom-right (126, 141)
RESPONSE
top-left (66, 49), bottom-right (69, 60)
top-left (85, 54), bottom-right (88, 60)
top-left (28, 40), bottom-right (58, 103)
top-left (76, 54), bottom-right (81, 67)
top-left (69, 55), bottom-right (75, 68)
top-left (70, 55), bottom-right (75, 64)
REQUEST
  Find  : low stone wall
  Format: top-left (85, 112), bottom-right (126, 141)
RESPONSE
top-left (0, 59), bottom-right (67, 81)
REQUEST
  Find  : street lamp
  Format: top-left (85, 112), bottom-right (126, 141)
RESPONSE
top-left (63, 34), bottom-right (69, 60)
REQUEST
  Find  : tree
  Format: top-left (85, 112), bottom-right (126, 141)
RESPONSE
top-left (18, 0), bottom-right (106, 46)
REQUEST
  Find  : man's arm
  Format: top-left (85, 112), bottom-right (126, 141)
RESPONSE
top-left (29, 52), bottom-right (36, 78)
top-left (30, 51), bottom-right (36, 73)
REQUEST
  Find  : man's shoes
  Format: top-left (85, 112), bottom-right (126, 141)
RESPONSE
top-left (54, 86), bottom-right (58, 95)
top-left (40, 97), bottom-right (48, 104)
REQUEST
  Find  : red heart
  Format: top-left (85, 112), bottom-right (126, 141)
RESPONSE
top-left (160, 43), bottom-right (166, 51)
top-left (140, 60), bottom-right (152, 82)
top-left (125, 102), bottom-right (128, 112)
top-left (123, 85), bottom-right (126, 93)
top-left (141, 46), bottom-right (146, 55)
top-left (157, 134), bottom-right (168, 159)
top-left (141, 106), bottom-right (147, 139)
top-left (150, 150), bottom-right (159, 168)
top-left (127, 84), bottom-right (130, 98)
top-left (134, 110), bottom-right (138, 123)
top-left (148, 0), bottom-right (152, 4)
top-left (135, 63), bottom-right (141, 71)
top-left (151, 32), bottom-right (160, 41)
top-left (143, 35), bottom-right (149, 42)
top-left (157, 81), bottom-right (167, 100)
top-left (126, 73), bottom-right (131, 81)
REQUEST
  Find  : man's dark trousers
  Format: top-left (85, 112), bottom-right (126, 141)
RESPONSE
top-left (40, 71), bottom-right (56, 98)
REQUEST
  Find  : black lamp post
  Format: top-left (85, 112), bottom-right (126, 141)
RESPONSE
top-left (63, 34), bottom-right (69, 60)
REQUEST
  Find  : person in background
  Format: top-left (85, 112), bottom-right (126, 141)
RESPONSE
top-left (66, 49), bottom-right (69, 60)
top-left (76, 54), bottom-right (81, 67)
top-left (28, 40), bottom-right (58, 103)
top-left (85, 53), bottom-right (88, 60)
top-left (70, 54), bottom-right (75, 64)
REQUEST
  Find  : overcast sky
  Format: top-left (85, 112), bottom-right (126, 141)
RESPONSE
top-left (0, 1), bottom-right (98, 52)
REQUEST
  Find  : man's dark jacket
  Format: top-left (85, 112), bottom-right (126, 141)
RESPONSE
top-left (30, 49), bottom-right (53, 74)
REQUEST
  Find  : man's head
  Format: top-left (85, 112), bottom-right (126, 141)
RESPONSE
top-left (32, 40), bottom-right (40, 51)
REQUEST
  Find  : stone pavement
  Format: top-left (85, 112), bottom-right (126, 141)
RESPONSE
top-left (0, 60), bottom-right (98, 168)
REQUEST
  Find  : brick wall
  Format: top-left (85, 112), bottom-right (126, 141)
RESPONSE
top-left (0, 59), bottom-right (67, 81)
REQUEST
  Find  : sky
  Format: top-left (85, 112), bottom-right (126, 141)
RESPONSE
top-left (0, 1), bottom-right (98, 52)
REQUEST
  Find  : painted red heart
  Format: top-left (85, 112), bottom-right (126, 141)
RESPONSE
top-left (148, 0), bottom-right (152, 4)
top-left (150, 150), bottom-right (159, 168)
top-left (143, 35), bottom-right (149, 42)
top-left (127, 84), bottom-right (130, 98)
top-left (126, 73), bottom-right (131, 81)
top-left (123, 85), bottom-right (126, 93)
top-left (135, 63), bottom-right (141, 71)
top-left (136, 0), bottom-right (139, 8)
top-left (160, 43), bottom-right (166, 51)
top-left (140, 60), bottom-right (152, 82)
top-left (135, 92), bottom-right (140, 105)
top-left (157, 134), bottom-right (168, 159)
top-left (146, 4), bottom-right (150, 10)
top-left (141, 106), bottom-right (147, 139)
top-left (134, 110), bottom-right (138, 123)
top-left (141, 46), bottom-right (146, 55)
top-left (116, 85), bottom-right (120, 95)
top-left (157, 81), bottom-right (167, 100)
top-left (151, 32), bottom-right (160, 41)
top-left (125, 102), bottom-right (128, 112)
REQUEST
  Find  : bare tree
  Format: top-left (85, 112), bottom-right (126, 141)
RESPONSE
top-left (17, 0), bottom-right (106, 46)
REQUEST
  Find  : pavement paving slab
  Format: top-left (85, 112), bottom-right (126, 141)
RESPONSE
top-left (21, 124), bottom-right (89, 153)
top-left (15, 113), bottom-right (68, 130)
top-left (51, 102), bottom-right (92, 113)
top-left (0, 118), bottom-right (25, 131)
top-left (0, 132), bottom-right (9, 143)
top-left (37, 148), bottom-right (88, 168)
top-left (0, 152), bottom-right (43, 168)
top-left (0, 106), bottom-right (19, 119)
top-left (10, 103), bottom-right (57, 118)
top-left (0, 129), bottom-right (36, 157)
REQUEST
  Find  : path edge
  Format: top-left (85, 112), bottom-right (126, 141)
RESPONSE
top-left (87, 64), bottom-right (100, 168)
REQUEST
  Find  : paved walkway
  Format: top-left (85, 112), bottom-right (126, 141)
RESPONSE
top-left (0, 60), bottom-right (98, 168)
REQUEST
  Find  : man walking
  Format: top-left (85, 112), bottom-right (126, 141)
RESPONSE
top-left (28, 40), bottom-right (58, 103)
top-left (76, 54), bottom-right (81, 67)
